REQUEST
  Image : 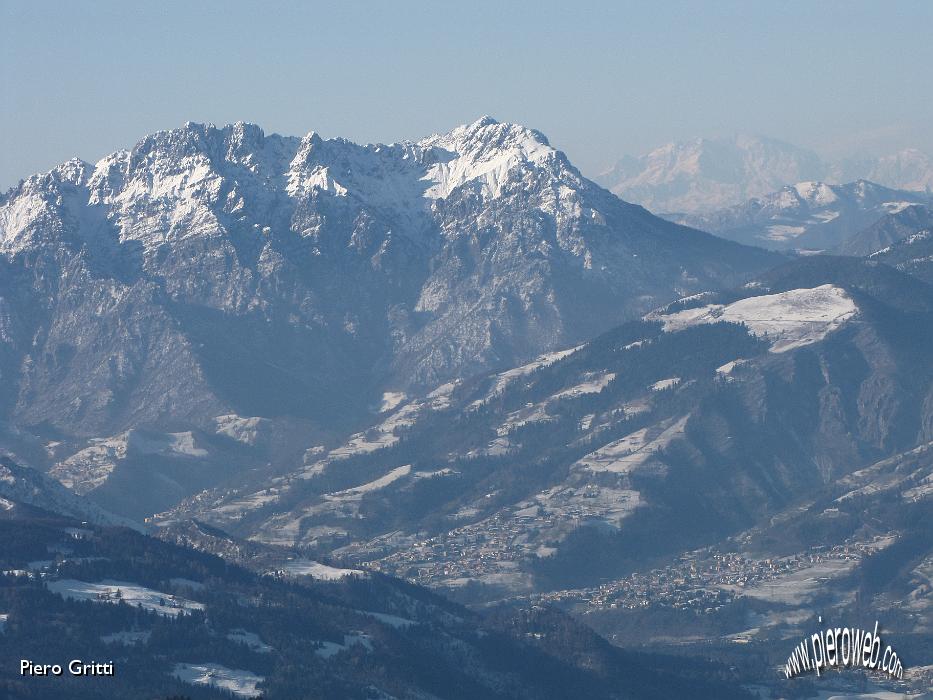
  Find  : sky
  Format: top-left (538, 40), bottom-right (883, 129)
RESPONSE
top-left (2, 0), bottom-right (932, 190)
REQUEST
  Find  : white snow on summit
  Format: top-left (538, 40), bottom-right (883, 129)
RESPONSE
top-left (654, 285), bottom-right (858, 353)
top-left (419, 117), bottom-right (556, 199)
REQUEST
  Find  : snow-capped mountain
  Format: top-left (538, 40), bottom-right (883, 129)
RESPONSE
top-left (596, 135), bottom-right (828, 214)
top-left (0, 117), bottom-right (777, 452)
top-left (598, 137), bottom-right (933, 215)
top-left (675, 180), bottom-right (931, 251)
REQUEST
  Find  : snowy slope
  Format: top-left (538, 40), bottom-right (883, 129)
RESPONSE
top-left (652, 284), bottom-right (858, 352)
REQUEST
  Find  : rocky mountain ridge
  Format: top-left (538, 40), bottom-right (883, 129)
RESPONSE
top-left (0, 118), bottom-right (779, 513)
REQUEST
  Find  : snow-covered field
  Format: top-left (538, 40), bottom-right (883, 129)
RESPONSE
top-left (379, 391), bottom-right (407, 412)
top-left (716, 359), bottom-right (746, 376)
top-left (474, 346), bottom-right (581, 405)
top-left (323, 390), bottom-right (445, 462)
top-left (497, 403), bottom-right (552, 435)
top-left (330, 465), bottom-right (412, 498)
top-left (172, 662), bottom-right (264, 698)
top-left (655, 285), bottom-right (858, 353)
top-left (274, 559), bottom-right (365, 580)
top-left (552, 372), bottom-right (616, 399)
top-left (496, 372), bottom-right (614, 435)
top-left (575, 416), bottom-right (688, 474)
top-left (46, 579), bottom-right (204, 616)
top-left (650, 377), bottom-right (680, 391)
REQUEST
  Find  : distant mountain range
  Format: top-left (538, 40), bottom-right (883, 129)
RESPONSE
top-left (596, 135), bottom-right (933, 214)
top-left (672, 179), bottom-right (932, 251)
top-left (0, 118), bottom-right (778, 514)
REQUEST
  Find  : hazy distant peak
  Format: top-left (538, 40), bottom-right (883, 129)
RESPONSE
top-left (599, 134), bottom-right (933, 215)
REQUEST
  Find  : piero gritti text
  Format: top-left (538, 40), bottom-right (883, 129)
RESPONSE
top-left (20, 659), bottom-right (115, 677)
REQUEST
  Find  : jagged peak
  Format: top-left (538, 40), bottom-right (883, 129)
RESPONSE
top-left (475, 114), bottom-right (498, 126)
top-left (49, 157), bottom-right (91, 186)
top-left (428, 116), bottom-right (552, 151)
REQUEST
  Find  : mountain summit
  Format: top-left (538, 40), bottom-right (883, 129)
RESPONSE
top-left (0, 119), bottom-right (777, 455)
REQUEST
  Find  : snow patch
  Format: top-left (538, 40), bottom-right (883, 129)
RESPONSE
top-left (575, 416), bottom-right (688, 474)
top-left (716, 359), bottom-right (746, 376)
top-left (332, 465), bottom-right (412, 497)
top-left (379, 391), bottom-right (407, 412)
top-left (650, 377), bottom-right (680, 392)
top-left (474, 346), bottom-right (582, 406)
top-left (654, 285), bottom-right (857, 353)
top-left (552, 372), bottom-right (615, 399)
top-left (275, 559), bottom-right (365, 580)
top-left (214, 415), bottom-right (270, 446)
top-left (172, 662), bottom-right (264, 698)
top-left (47, 579), bottom-right (204, 617)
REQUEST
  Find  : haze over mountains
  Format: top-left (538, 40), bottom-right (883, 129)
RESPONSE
top-left (597, 134), bottom-right (933, 214)
top-left (2, 118), bottom-right (932, 698)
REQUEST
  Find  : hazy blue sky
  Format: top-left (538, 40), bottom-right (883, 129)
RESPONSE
top-left (2, 0), bottom-right (932, 190)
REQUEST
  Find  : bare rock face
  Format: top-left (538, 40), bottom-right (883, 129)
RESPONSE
top-left (0, 118), bottom-right (777, 440)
